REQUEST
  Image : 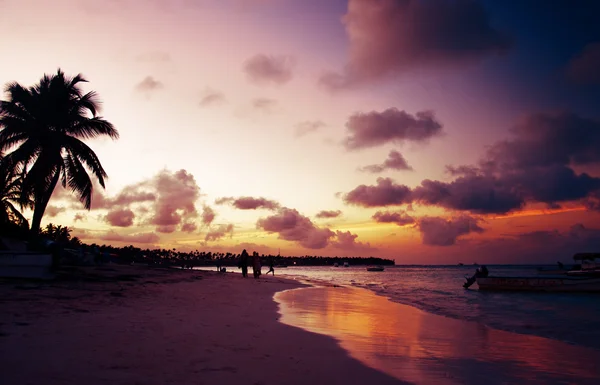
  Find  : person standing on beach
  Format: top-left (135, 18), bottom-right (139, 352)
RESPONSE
top-left (252, 252), bottom-right (261, 279)
top-left (239, 249), bottom-right (249, 278)
top-left (266, 255), bottom-right (275, 275)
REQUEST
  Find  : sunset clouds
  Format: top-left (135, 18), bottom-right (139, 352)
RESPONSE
top-left (320, 0), bottom-right (511, 89)
top-left (4, 0), bottom-right (600, 263)
top-left (343, 109), bottom-right (443, 150)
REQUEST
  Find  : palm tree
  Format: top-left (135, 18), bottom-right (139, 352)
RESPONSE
top-left (0, 154), bottom-right (32, 228)
top-left (0, 69), bottom-right (119, 233)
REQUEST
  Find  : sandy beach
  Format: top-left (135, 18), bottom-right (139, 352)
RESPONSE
top-left (0, 266), bottom-right (405, 385)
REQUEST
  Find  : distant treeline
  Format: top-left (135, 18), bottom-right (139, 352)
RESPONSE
top-left (81, 244), bottom-right (395, 267)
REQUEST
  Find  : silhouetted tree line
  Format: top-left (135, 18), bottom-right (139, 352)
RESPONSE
top-left (48, 239), bottom-right (394, 268)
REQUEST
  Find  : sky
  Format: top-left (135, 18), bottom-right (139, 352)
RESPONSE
top-left (1, 0), bottom-right (600, 264)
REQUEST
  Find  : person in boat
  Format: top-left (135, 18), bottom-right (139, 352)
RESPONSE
top-left (238, 249), bottom-right (249, 278)
top-left (463, 265), bottom-right (489, 288)
top-left (266, 256), bottom-right (275, 276)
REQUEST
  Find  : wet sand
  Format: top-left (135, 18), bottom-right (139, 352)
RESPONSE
top-left (275, 286), bottom-right (600, 385)
top-left (0, 266), bottom-right (406, 385)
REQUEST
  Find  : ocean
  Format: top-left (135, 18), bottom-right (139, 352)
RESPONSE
top-left (245, 264), bottom-right (600, 350)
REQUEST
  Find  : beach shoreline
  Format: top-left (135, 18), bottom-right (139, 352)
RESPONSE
top-left (0, 265), bottom-right (406, 385)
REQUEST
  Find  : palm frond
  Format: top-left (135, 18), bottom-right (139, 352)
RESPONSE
top-left (65, 154), bottom-right (93, 209)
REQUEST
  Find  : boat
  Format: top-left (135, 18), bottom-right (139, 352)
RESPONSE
top-left (333, 263), bottom-right (339, 267)
top-left (343, 262), bottom-right (349, 268)
top-left (463, 254), bottom-right (600, 292)
top-left (366, 266), bottom-right (384, 272)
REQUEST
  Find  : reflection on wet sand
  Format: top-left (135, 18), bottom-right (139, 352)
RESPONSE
top-left (275, 286), bottom-right (600, 385)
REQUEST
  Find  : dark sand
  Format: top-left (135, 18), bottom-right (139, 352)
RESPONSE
top-left (0, 266), bottom-right (407, 385)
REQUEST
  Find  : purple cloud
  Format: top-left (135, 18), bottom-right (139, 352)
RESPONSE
top-left (244, 54), bottom-right (295, 85)
top-left (343, 108), bottom-right (443, 150)
top-left (417, 215), bottom-right (484, 246)
top-left (360, 150), bottom-right (413, 173)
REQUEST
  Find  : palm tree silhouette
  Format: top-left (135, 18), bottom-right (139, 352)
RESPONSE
top-left (0, 69), bottom-right (119, 233)
top-left (0, 154), bottom-right (32, 228)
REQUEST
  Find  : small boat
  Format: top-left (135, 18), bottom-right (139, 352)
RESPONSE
top-left (366, 266), bottom-right (384, 272)
top-left (343, 262), bottom-right (349, 268)
top-left (333, 263), bottom-right (339, 267)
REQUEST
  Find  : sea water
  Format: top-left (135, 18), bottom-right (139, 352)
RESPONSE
top-left (272, 265), bottom-right (600, 350)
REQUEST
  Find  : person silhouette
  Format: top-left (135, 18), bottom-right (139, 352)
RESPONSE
top-left (239, 249), bottom-right (249, 278)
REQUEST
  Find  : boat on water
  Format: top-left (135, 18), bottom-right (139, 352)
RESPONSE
top-left (464, 254), bottom-right (600, 292)
top-left (366, 266), bottom-right (385, 272)
top-left (343, 262), bottom-right (349, 267)
top-left (333, 262), bottom-right (339, 267)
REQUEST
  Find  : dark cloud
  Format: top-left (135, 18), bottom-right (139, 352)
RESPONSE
top-left (360, 150), bottom-right (413, 173)
top-left (295, 121), bottom-right (326, 137)
top-left (372, 210), bottom-right (415, 226)
top-left (105, 208), bottom-right (135, 227)
top-left (344, 111), bottom-right (600, 214)
top-left (244, 54), bottom-right (295, 85)
top-left (135, 76), bottom-right (164, 93)
top-left (256, 208), bottom-right (335, 249)
top-left (412, 177), bottom-right (524, 214)
top-left (315, 210), bottom-right (342, 219)
top-left (99, 231), bottom-right (160, 244)
top-left (201, 205), bottom-right (216, 226)
top-left (417, 215), bottom-right (484, 246)
top-left (45, 205), bottom-right (66, 218)
top-left (252, 98), bottom-right (278, 113)
top-left (215, 196), bottom-right (280, 210)
top-left (330, 230), bottom-right (375, 251)
top-left (320, 0), bottom-right (511, 90)
top-left (343, 108), bottom-right (443, 150)
top-left (205, 224), bottom-right (234, 242)
top-left (199, 89), bottom-right (226, 107)
top-left (567, 42), bottom-right (600, 85)
top-left (344, 177), bottom-right (412, 207)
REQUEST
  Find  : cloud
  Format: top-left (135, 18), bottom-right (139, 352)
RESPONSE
top-left (315, 210), bottom-right (342, 219)
top-left (199, 89), bottom-right (226, 107)
top-left (330, 230), bottom-right (375, 251)
top-left (181, 222), bottom-right (198, 233)
top-left (343, 111), bottom-right (600, 214)
top-left (135, 76), bottom-right (164, 93)
top-left (372, 210), bottom-right (415, 226)
top-left (73, 213), bottom-right (86, 222)
top-left (417, 215), bottom-right (484, 246)
top-left (343, 108), bottom-right (443, 150)
top-left (149, 169), bottom-right (200, 232)
top-left (205, 224), bottom-right (234, 242)
top-left (135, 51), bottom-right (171, 63)
top-left (567, 42), bottom-right (600, 85)
top-left (252, 98), bottom-right (278, 113)
top-left (294, 121), bottom-right (326, 137)
top-left (243, 54), bottom-right (295, 85)
top-left (360, 150), bottom-right (413, 173)
top-left (99, 231), bottom-right (160, 244)
top-left (45, 205), bottom-right (66, 217)
top-left (216, 196), bottom-right (280, 210)
top-left (201, 205), bottom-right (216, 226)
top-left (320, 0), bottom-right (511, 90)
top-left (105, 208), bottom-right (135, 227)
top-left (257, 207), bottom-right (335, 249)
top-left (344, 177), bottom-right (412, 207)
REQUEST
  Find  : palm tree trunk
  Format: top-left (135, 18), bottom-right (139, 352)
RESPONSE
top-left (30, 170), bottom-right (61, 234)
